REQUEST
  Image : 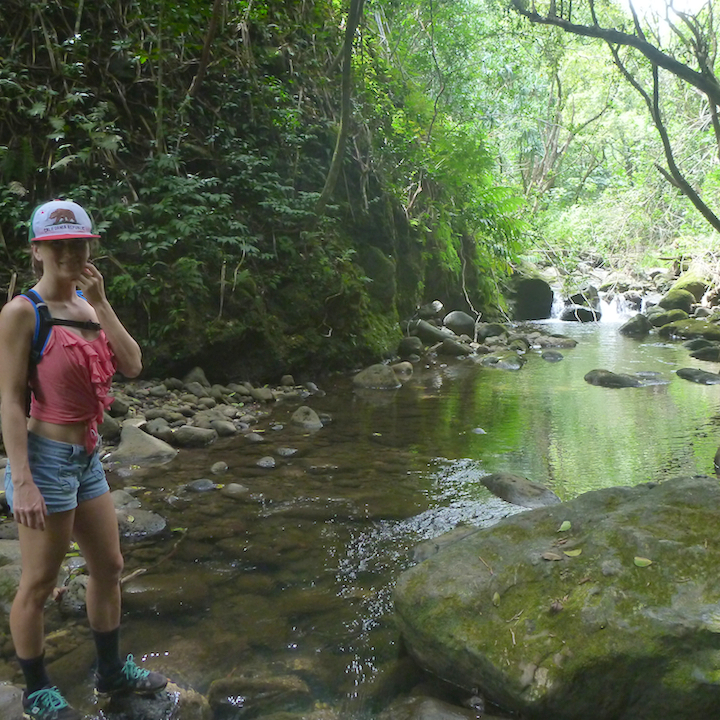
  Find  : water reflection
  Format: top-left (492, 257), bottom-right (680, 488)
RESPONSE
top-left (25, 321), bottom-right (720, 717)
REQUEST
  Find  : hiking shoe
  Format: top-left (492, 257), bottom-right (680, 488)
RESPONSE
top-left (22, 686), bottom-right (80, 720)
top-left (95, 654), bottom-right (168, 697)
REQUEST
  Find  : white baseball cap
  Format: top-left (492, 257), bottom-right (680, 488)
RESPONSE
top-left (29, 199), bottom-right (101, 242)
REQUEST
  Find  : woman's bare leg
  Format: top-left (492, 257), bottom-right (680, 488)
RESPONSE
top-left (72, 492), bottom-right (123, 632)
top-left (10, 510), bottom-right (75, 658)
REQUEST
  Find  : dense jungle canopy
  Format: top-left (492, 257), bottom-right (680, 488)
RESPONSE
top-left (1, 0), bottom-right (720, 380)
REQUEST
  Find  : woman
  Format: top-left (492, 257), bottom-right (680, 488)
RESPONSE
top-left (0, 200), bottom-right (167, 720)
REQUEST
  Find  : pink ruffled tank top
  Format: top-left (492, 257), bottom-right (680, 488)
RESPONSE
top-left (23, 296), bottom-right (117, 453)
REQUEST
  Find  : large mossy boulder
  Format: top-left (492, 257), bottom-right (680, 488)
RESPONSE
top-left (394, 476), bottom-right (720, 720)
top-left (669, 274), bottom-right (708, 302)
top-left (657, 319), bottom-right (720, 341)
top-left (506, 276), bottom-right (554, 321)
top-left (658, 288), bottom-right (695, 314)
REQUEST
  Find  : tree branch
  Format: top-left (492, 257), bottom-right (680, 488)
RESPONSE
top-left (510, 1), bottom-right (720, 107)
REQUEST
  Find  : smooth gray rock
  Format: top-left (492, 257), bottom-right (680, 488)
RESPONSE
top-left (172, 426), bottom-right (218, 448)
top-left (443, 310), bottom-right (477, 337)
top-left (481, 472), bottom-right (561, 508)
top-left (107, 424), bottom-right (178, 467)
top-left (290, 406), bottom-right (323, 431)
top-left (353, 364), bottom-right (401, 390)
top-left (676, 367), bottom-right (720, 384)
top-left (584, 369), bottom-right (642, 388)
top-left (619, 313), bottom-right (652, 337)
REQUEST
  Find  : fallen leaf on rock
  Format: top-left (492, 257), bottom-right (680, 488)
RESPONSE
top-left (558, 521), bottom-right (572, 532)
top-left (634, 556), bottom-right (653, 567)
top-left (492, 592), bottom-right (501, 606)
top-left (542, 551), bottom-right (564, 561)
top-left (563, 548), bottom-right (582, 557)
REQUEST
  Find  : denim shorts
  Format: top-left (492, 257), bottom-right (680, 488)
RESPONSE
top-left (4, 432), bottom-right (109, 514)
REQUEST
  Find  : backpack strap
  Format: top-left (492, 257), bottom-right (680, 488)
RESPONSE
top-left (22, 290), bottom-right (101, 364)
top-left (23, 289), bottom-right (53, 363)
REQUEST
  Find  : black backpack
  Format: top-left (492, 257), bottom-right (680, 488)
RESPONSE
top-left (23, 288), bottom-right (101, 412)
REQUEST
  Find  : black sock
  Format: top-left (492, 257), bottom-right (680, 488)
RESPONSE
top-left (17, 654), bottom-right (51, 696)
top-left (92, 626), bottom-right (123, 678)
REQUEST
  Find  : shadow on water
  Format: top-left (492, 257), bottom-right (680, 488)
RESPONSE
top-left (7, 320), bottom-right (720, 718)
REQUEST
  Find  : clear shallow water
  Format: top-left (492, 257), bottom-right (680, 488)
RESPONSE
top-left (5, 320), bottom-right (720, 718)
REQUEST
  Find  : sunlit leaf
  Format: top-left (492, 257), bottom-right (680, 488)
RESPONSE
top-left (634, 557), bottom-right (653, 567)
top-left (558, 521), bottom-right (572, 532)
top-left (563, 548), bottom-right (582, 557)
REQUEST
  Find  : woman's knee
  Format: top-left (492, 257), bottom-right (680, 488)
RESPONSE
top-left (16, 574), bottom-right (57, 606)
top-left (88, 551), bottom-right (124, 583)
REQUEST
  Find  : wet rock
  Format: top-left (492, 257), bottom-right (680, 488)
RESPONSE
top-left (184, 381), bottom-right (210, 399)
top-left (568, 284), bottom-right (600, 310)
top-left (412, 526), bottom-right (480, 563)
top-left (398, 335), bottom-right (424, 357)
top-left (99, 412), bottom-right (121, 442)
top-left (123, 572), bottom-right (212, 614)
top-left (395, 475), bottom-right (720, 720)
top-left (59, 575), bottom-right (88, 617)
top-left (208, 672), bottom-right (312, 718)
top-left (443, 310), bottom-right (477, 338)
top-left (676, 367), bottom-right (720, 384)
top-left (410, 319), bottom-right (454, 345)
top-left (108, 396), bottom-right (131, 417)
top-left (560, 304), bottom-right (601, 322)
top-left (391, 361), bottom-right (413, 383)
top-left (281, 374), bottom-right (295, 386)
top-left (290, 406), bottom-right (323, 431)
top-left (506, 276), bottom-right (554, 321)
top-left (438, 338), bottom-right (473, 357)
top-left (418, 300), bottom-right (444, 320)
top-left (659, 287), bottom-right (695, 313)
top-left (144, 418), bottom-right (174, 443)
top-left (246, 432), bottom-right (265, 443)
top-left (689, 344), bottom-right (720, 362)
top-left (111, 489), bottom-right (142, 510)
top-left (305, 381), bottom-right (326, 396)
top-left (476, 323), bottom-right (508, 342)
top-left (257, 456), bottom-right (276, 469)
top-left (658, 318), bottom-right (720, 341)
top-left (377, 695), bottom-right (490, 720)
top-left (619, 313), bottom-right (652, 337)
top-left (353, 364), bottom-right (401, 390)
top-left (116, 508), bottom-right (167, 541)
top-left (187, 478), bottom-right (216, 492)
top-left (541, 350), bottom-right (564, 362)
top-left (210, 419), bottom-right (238, 437)
top-left (481, 472), bottom-right (561, 508)
top-left (250, 387), bottom-right (276, 402)
top-left (648, 307), bottom-right (689, 327)
top-left (107, 424), bottom-right (178, 467)
top-left (479, 353), bottom-right (525, 371)
top-left (221, 483), bottom-right (250, 499)
top-left (584, 369), bottom-right (642, 388)
top-left (0, 683), bottom-right (23, 720)
top-left (183, 366), bottom-right (211, 388)
top-left (211, 461), bottom-right (228, 475)
top-left (172, 426), bottom-right (218, 448)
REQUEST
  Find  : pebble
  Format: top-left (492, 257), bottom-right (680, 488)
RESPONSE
top-left (256, 456), bottom-right (276, 469)
top-left (211, 461), bottom-right (229, 475)
top-left (187, 478), bottom-right (216, 492)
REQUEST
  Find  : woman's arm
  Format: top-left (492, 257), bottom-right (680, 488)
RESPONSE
top-left (76, 263), bottom-right (143, 378)
top-left (0, 298), bottom-right (48, 529)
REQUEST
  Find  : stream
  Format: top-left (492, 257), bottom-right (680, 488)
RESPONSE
top-left (5, 316), bottom-right (720, 718)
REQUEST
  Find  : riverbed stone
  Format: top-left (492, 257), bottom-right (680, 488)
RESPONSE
top-left (481, 472), bottom-right (561, 508)
top-left (689, 344), bottom-right (720, 361)
top-left (0, 683), bottom-right (22, 720)
top-left (584, 369), bottom-right (642, 388)
top-left (208, 672), bottom-right (312, 717)
top-left (438, 337), bottom-right (474, 357)
top-left (183, 366), bottom-right (211, 387)
top-left (394, 475), bottom-right (720, 720)
top-left (353, 364), bottom-right (402, 390)
top-left (676, 367), bottom-right (720, 384)
top-left (443, 310), bottom-right (477, 337)
top-left (410, 319), bottom-right (454, 345)
top-left (670, 274), bottom-right (708, 302)
top-left (479, 353), bottom-right (525, 371)
top-left (618, 313), bottom-right (652, 337)
top-left (659, 287), bottom-right (695, 313)
top-left (107, 424), bottom-right (178, 466)
top-left (290, 406), bottom-right (323, 431)
top-left (648, 307), bottom-right (689, 327)
top-left (172, 425), bottom-right (218, 447)
top-left (560, 304), bottom-right (601, 322)
top-left (116, 508), bottom-right (167, 541)
top-left (398, 335), bottom-right (424, 357)
top-left (658, 318), bottom-right (720, 341)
